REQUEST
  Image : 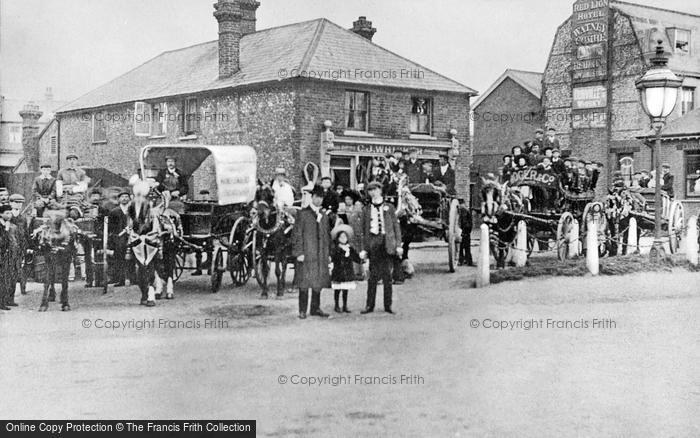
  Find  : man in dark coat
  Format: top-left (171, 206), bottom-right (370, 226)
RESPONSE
top-left (661, 163), bottom-right (674, 199)
top-left (292, 185), bottom-right (332, 319)
top-left (405, 149), bottom-right (423, 184)
top-left (320, 176), bottom-right (339, 214)
top-left (33, 164), bottom-right (59, 217)
top-left (458, 199), bottom-right (474, 266)
top-left (432, 154), bottom-right (456, 194)
top-left (156, 156), bottom-right (189, 201)
top-left (0, 205), bottom-right (18, 310)
top-left (9, 194), bottom-right (31, 297)
top-left (108, 190), bottom-right (132, 286)
top-left (359, 182), bottom-right (402, 314)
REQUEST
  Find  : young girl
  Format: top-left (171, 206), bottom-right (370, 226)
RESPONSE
top-left (331, 224), bottom-right (362, 313)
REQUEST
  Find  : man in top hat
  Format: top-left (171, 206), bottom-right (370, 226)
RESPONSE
top-left (156, 156), bottom-right (189, 204)
top-left (272, 167), bottom-right (295, 209)
top-left (660, 163), bottom-right (674, 199)
top-left (33, 164), bottom-right (59, 217)
top-left (57, 154), bottom-right (89, 200)
top-left (9, 194), bottom-right (31, 297)
top-left (358, 181), bottom-right (402, 315)
top-left (433, 154), bottom-right (456, 195)
top-left (292, 184), bottom-right (332, 319)
top-left (405, 149), bottom-right (423, 184)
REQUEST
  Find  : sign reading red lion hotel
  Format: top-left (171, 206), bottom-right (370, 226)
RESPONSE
top-left (572, 0), bottom-right (609, 82)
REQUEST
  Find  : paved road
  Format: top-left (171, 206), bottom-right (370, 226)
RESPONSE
top-left (1, 248), bottom-right (699, 437)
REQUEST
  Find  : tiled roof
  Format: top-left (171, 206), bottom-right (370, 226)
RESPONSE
top-left (58, 18), bottom-right (476, 113)
top-left (640, 108), bottom-right (700, 139)
top-left (472, 69), bottom-right (542, 110)
top-left (612, 1), bottom-right (700, 74)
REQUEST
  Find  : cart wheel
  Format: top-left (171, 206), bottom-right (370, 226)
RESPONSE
top-left (447, 199), bottom-right (459, 273)
top-left (210, 248), bottom-right (223, 293)
top-left (557, 212), bottom-right (574, 261)
top-left (173, 252), bottom-right (185, 282)
top-left (668, 200), bottom-right (685, 254)
top-left (228, 217), bottom-right (252, 286)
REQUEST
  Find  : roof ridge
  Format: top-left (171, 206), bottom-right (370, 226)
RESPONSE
top-left (506, 68), bottom-right (543, 76)
top-left (611, 0), bottom-right (700, 19)
top-left (298, 19), bottom-right (327, 73)
top-left (319, 19), bottom-right (476, 95)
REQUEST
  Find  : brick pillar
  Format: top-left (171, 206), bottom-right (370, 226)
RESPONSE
top-left (19, 103), bottom-right (43, 173)
top-left (214, 0), bottom-right (243, 79)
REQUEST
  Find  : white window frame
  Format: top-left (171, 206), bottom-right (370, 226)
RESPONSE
top-left (92, 113), bottom-right (107, 144)
top-left (681, 87), bottom-right (695, 116)
top-left (151, 102), bottom-right (168, 137)
top-left (134, 101), bottom-right (151, 137)
top-left (671, 28), bottom-right (691, 55)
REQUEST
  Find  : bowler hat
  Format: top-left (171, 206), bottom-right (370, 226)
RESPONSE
top-left (66, 154), bottom-right (78, 160)
top-left (366, 181), bottom-right (383, 192)
top-left (331, 224), bottom-right (354, 241)
top-left (662, 163), bottom-right (671, 168)
top-left (309, 184), bottom-right (325, 197)
top-left (117, 189), bottom-right (131, 198)
top-left (9, 194), bottom-right (25, 203)
top-left (40, 163), bottom-right (52, 169)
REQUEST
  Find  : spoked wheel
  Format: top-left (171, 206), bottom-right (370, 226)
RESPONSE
top-left (668, 200), bottom-right (685, 254)
top-left (447, 199), bottom-right (459, 273)
top-left (557, 212), bottom-right (575, 261)
top-left (228, 217), bottom-right (253, 287)
top-left (173, 252), bottom-right (185, 282)
top-left (210, 248), bottom-right (224, 293)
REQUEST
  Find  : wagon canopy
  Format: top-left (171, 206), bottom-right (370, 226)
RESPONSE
top-left (140, 144), bottom-right (257, 206)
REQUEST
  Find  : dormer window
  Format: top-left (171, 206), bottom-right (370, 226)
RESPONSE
top-left (669, 28), bottom-right (690, 54)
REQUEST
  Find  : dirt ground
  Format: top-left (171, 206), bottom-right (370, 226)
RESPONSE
top-left (1, 247), bottom-right (699, 437)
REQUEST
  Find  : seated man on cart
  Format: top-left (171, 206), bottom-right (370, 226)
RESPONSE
top-left (57, 154), bottom-right (90, 207)
top-left (33, 163), bottom-right (61, 217)
top-left (155, 155), bottom-right (189, 212)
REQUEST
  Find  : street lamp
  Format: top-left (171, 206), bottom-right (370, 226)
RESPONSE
top-left (635, 40), bottom-right (682, 260)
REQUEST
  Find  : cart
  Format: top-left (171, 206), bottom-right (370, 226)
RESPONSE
top-left (139, 144), bottom-right (258, 292)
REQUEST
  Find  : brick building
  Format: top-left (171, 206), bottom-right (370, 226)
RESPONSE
top-left (53, 1), bottom-right (476, 199)
top-left (543, 0), bottom-right (700, 199)
top-left (471, 69), bottom-right (543, 188)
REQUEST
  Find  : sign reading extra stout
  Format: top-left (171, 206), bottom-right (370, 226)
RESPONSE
top-left (509, 167), bottom-right (559, 188)
top-left (572, 0), bottom-right (609, 82)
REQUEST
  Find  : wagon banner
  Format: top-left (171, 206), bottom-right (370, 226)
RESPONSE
top-left (509, 167), bottom-right (559, 189)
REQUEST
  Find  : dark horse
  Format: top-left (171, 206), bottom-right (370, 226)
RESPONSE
top-left (480, 179), bottom-right (524, 269)
top-left (253, 183), bottom-right (296, 298)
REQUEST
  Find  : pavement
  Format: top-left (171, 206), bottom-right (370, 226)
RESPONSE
top-left (1, 247), bottom-right (699, 437)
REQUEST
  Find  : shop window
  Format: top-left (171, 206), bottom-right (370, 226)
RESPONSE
top-left (182, 98), bottom-right (200, 135)
top-left (345, 91), bottom-right (369, 132)
top-left (618, 154), bottom-right (634, 187)
top-left (686, 152), bottom-right (700, 197)
top-left (671, 29), bottom-right (690, 55)
top-left (92, 113), bottom-right (106, 143)
top-left (410, 97), bottom-right (432, 135)
top-left (330, 156), bottom-right (352, 189)
top-left (151, 102), bottom-right (168, 136)
top-left (681, 88), bottom-right (695, 116)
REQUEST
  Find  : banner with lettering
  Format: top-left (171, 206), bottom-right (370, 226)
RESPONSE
top-left (509, 167), bottom-right (559, 189)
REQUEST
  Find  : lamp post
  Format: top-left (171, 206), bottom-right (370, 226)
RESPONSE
top-left (635, 40), bottom-right (682, 260)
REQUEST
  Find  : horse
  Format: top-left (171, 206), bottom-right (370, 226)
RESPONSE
top-left (253, 182), bottom-right (296, 298)
top-left (480, 178), bottom-right (524, 269)
top-left (34, 214), bottom-right (77, 312)
top-left (153, 204), bottom-right (182, 300)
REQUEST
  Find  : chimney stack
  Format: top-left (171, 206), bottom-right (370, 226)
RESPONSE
top-left (20, 102), bottom-right (43, 172)
top-left (351, 16), bottom-right (376, 41)
top-left (214, 0), bottom-right (259, 79)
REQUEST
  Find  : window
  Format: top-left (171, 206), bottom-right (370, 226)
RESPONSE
top-left (681, 88), bottom-right (695, 116)
top-left (410, 97), bottom-right (432, 135)
top-left (345, 91), bottom-right (369, 132)
top-left (134, 102), bottom-right (151, 136)
top-left (8, 126), bottom-right (21, 144)
top-left (182, 98), bottom-right (200, 135)
top-left (50, 136), bottom-right (57, 154)
top-left (671, 28), bottom-right (690, 54)
top-left (151, 103), bottom-right (168, 136)
top-left (686, 152), bottom-right (700, 197)
top-left (92, 113), bottom-right (107, 143)
top-left (330, 156), bottom-right (353, 189)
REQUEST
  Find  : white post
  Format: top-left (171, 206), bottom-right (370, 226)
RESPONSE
top-left (627, 217), bottom-right (638, 255)
top-left (514, 221), bottom-right (527, 268)
top-left (476, 224), bottom-right (490, 288)
top-left (686, 216), bottom-right (698, 266)
top-left (586, 220), bottom-right (599, 276)
top-left (568, 219), bottom-right (580, 258)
